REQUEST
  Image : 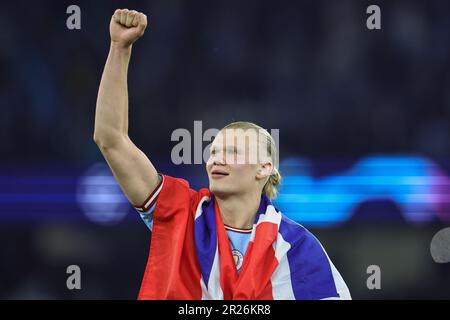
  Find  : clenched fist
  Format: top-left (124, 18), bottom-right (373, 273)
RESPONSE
top-left (110, 9), bottom-right (148, 48)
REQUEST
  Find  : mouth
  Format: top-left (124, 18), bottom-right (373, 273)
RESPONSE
top-left (211, 170), bottom-right (229, 179)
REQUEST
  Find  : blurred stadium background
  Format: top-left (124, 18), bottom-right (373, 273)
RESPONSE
top-left (1, 0), bottom-right (450, 299)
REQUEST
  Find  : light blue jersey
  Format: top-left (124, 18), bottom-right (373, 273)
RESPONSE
top-left (224, 225), bottom-right (252, 273)
top-left (139, 204), bottom-right (155, 230)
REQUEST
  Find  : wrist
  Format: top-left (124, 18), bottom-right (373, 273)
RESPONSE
top-left (110, 40), bottom-right (133, 52)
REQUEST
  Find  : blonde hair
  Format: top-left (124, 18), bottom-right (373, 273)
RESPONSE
top-left (220, 121), bottom-right (281, 199)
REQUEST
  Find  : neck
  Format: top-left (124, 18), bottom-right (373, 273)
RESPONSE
top-left (215, 191), bottom-right (261, 230)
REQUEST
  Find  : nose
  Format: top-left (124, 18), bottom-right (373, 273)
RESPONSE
top-left (207, 151), bottom-right (225, 166)
top-left (213, 158), bottom-right (225, 166)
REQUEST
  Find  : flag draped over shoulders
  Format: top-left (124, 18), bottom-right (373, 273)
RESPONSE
top-left (137, 175), bottom-right (351, 300)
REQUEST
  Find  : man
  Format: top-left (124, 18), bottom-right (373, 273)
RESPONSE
top-left (94, 9), bottom-right (351, 300)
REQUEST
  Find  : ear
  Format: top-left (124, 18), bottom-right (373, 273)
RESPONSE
top-left (256, 161), bottom-right (273, 181)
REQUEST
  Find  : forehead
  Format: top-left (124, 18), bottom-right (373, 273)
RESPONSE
top-left (211, 128), bottom-right (264, 149)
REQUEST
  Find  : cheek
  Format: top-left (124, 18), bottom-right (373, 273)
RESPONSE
top-left (231, 164), bottom-right (255, 179)
top-left (235, 154), bottom-right (245, 165)
top-left (205, 158), bottom-right (214, 174)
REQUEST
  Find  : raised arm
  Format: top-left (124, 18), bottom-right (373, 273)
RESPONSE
top-left (94, 9), bottom-right (159, 207)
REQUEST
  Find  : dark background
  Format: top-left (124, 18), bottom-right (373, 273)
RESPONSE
top-left (0, 0), bottom-right (449, 299)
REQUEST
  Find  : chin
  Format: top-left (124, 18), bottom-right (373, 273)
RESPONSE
top-left (209, 183), bottom-right (232, 197)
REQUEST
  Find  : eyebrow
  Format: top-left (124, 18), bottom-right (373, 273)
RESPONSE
top-left (210, 145), bottom-right (238, 153)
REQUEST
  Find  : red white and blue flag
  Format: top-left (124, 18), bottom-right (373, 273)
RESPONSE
top-left (136, 175), bottom-right (351, 300)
